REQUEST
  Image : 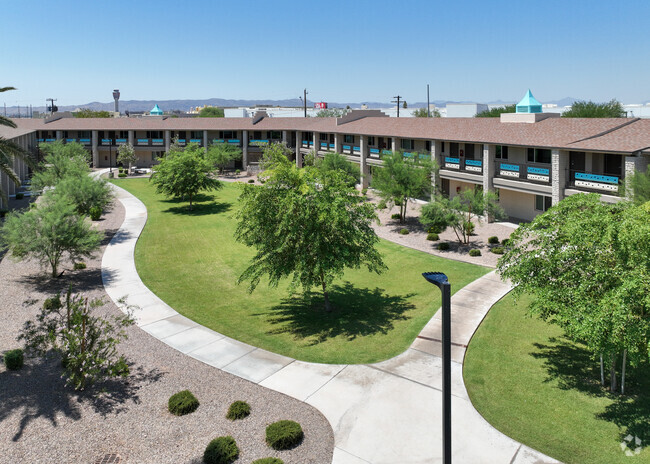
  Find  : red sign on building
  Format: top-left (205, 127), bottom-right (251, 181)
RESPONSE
top-left (314, 102), bottom-right (328, 109)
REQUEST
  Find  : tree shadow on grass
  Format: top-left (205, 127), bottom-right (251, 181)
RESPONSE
top-left (262, 281), bottom-right (416, 345)
top-left (0, 353), bottom-right (164, 442)
top-left (531, 337), bottom-right (650, 443)
top-left (162, 197), bottom-right (231, 217)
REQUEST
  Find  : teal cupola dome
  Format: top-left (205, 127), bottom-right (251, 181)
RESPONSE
top-left (150, 104), bottom-right (163, 115)
top-left (516, 89), bottom-right (543, 114)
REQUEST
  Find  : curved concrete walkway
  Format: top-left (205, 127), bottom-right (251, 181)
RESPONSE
top-left (101, 181), bottom-right (559, 464)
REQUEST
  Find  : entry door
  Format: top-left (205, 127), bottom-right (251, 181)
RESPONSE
top-left (603, 154), bottom-right (622, 177)
top-left (569, 151), bottom-right (585, 181)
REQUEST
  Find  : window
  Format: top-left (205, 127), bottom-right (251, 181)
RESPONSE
top-left (528, 148), bottom-right (551, 164)
top-left (465, 144), bottom-right (475, 159)
top-left (252, 131), bottom-right (262, 140)
top-left (344, 134), bottom-right (354, 143)
top-left (368, 136), bottom-right (375, 146)
top-left (496, 145), bottom-right (508, 159)
top-left (535, 195), bottom-right (552, 211)
top-left (190, 131), bottom-right (203, 139)
top-left (269, 131), bottom-right (282, 140)
top-left (78, 131), bottom-right (91, 139)
top-left (147, 131), bottom-right (163, 139)
top-left (320, 133), bottom-right (328, 141)
top-left (401, 139), bottom-right (414, 150)
top-left (425, 141), bottom-right (431, 151)
top-left (441, 141), bottom-right (446, 153)
top-left (119, 131), bottom-right (128, 139)
top-left (219, 130), bottom-right (236, 139)
top-left (450, 142), bottom-right (459, 156)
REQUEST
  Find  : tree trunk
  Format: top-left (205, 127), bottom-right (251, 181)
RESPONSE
top-left (189, 193), bottom-right (193, 210)
top-left (320, 272), bottom-right (332, 313)
top-left (610, 354), bottom-right (617, 393)
top-left (621, 350), bottom-right (627, 395)
top-left (600, 354), bottom-right (604, 386)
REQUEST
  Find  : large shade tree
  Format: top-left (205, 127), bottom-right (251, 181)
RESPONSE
top-left (235, 144), bottom-right (386, 312)
top-left (562, 99), bottom-right (625, 118)
top-left (497, 194), bottom-right (650, 394)
top-left (31, 140), bottom-right (90, 191)
top-left (150, 143), bottom-right (222, 209)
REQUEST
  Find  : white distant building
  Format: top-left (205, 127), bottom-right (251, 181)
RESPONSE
top-left (446, 103), bottom-right (489, 118)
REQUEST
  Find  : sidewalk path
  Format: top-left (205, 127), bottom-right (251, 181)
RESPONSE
top-left (102, 181), bottom-right (559, 464)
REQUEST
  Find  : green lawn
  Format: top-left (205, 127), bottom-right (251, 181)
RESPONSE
top-left (464, 292), bottom-right (650, 464)
top-left (112, 178), bottom-right (489, 364)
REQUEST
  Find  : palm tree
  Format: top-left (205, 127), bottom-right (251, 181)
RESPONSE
top-left (1, 86), bottom-right (35, 205)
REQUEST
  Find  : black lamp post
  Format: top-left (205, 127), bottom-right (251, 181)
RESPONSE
top-left (109, 139), bottom-right (113, 173)
top-left (422, 271), bottom-right (452, 464)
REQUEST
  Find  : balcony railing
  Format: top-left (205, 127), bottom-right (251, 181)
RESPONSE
top-left (137, 138), bottom-right (150, 146)
top-left (249, 139), bottom-right (269, 147)
top-left (80, 138), bottom-right (91, 145)
top-left (101, 138), bottom-right (113, 146)
top-left (569, 170), bottom-right (620, 193)
top-left (495, 161), bottom-right (550, 184)
top-left (116, 138), bottom-right (128, 144)
top-left (65, 138), bottom-right (76, 143)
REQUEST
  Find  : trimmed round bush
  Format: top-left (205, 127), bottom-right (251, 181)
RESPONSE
top-left (501, 238), bottom-right (512, 247)
top-left (203, 436), bottom-right (239, 464)
top-left (491, 246), bottom-right (505, 255)
top-left (469, 249), bottom-right (482, 257)
top-left (426, 233), bottom-right (439, 241)
top-left (487, 236), bottom-right (499, 245)
top-left (252, 459), bottom-right (284, 464)
top-left (428, 225), bottom-right (442, 234)
top-left (43, 295), bottom-right (62, 310)
top-left (226, 400), bottom-right (250, 420)
top-left (118, 173), bottom-right (127, 178)
top-left (377, 200), bottom-right (387, 210)
top-left (89, 206), bottom-right (102, 221)
top-left (266, 420), bottom-right (304, 450)
top-left (361, 188), bottom-right (368, 196)
top-left (168, 390), bottom-right (199, 416)
top-left (4, 349), bottom-right (24, 370)
top-left (437, 242), bottom-right (450, 251)
top-left (73, 262), bottom-right (87, 270)
top-left (248, 179), bottom-right (255, 183)
top-left (391, 213), bottom-right (401, 220)
top-left (399, 228), bottom-right (409, 235)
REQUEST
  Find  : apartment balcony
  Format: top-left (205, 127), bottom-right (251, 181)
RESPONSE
top-left (301, 140), bottom-right (314, 149)
top-left (79, 138), bottom-right (91, 145)
top-left (116, 138), bottom-right (128, 145)
top-left (495, 161), bottom-right (550, 184)
top-left (442, 157), bottom-right (483, 174)
top-left (568, 170), bottom-right (621, 194)
top-left (249, 139), bottom-right (269, 147)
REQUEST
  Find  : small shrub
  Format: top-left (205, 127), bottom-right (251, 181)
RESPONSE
top-left (502, 238), bottom-right (512, 247)
top-left (73, 262), bottom-right (87, 270)
top-left (391, 213), bottom-right (401, 220)
top-left (361, 188), bottom-right (368, 196)
top-left (118, 173), bottom-right (127, 178)
top-left (266, 420), bottom-right (304, 450)
top-left (437, 242), bottom-right (450, 251)
top-left (15, 193), bottom-right (24, 200)
top-left (203, 436), bottom-right (239, 464)
top-left (377, 200), bottom-right (387, 210)
top-left (469, 249), bottom-right (482, 257)
top-left (487, 236), bottom-right (499, 244)
top-left (428, 225), bottom-right (442, 234)
top-left (426, 233), bottom-right (439, 241)
top-left (252, 459), bottom-right (284, 464)
top-left (399, 228), bottom-right (409, 235)
top-left (43, 294), bottom-right (62, 310)
top-left (4, 349), bottom-right (24, 370)
top-left (89, 206), bottom-right (102, 220)
top-left (0, 209), bottom-right (7, 218)
top-left (464, 221), bottom-right (475, 235)
top-left (118, 168), bottom-right (124, 174)
top-left (226, 400), bottom-right (250, 420)
top-left (491, 246), bottom-right (505, 255)
top-left (235, 169), bottom-right (241, 176)
top-left (168, 390), bottom-right (199, 416)
top-left (248, 179), bottom-right (255, 183)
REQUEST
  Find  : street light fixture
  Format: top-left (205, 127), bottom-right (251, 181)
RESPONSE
top-left (422, 271), bottom-right (452, 464)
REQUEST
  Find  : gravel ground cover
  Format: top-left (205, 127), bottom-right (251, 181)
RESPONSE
top-left (0, 197), bottom-right (334, 464)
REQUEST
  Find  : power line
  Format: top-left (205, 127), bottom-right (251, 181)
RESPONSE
top-left (392, 95), bottom-right (403, 117)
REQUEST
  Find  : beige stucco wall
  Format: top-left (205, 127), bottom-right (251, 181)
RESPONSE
top-left (498, 189), bottom-right (544, 222)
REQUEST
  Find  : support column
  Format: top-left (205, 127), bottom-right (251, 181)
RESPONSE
top-left (625, 154), bottom-right (649, 200)
top-left (392, 137), bottom-right (399, 153)
top-left (483, 144), bottom-right (496, 222)
top-left (360, 135), bottom-right (369, 189)
top-left (296, 131), bottom-right (302, 167)
top-left (203, 130), bottom-right (208, 151)
top-left (334, 133), bottom-right (341, 153)
top-left (165, 130), bottom-right (171, 152)
top-left (242, 130), bottom-right (249, 169)
top-left (431, 140), bottom-right (442, 197)
top-left (282, 130), bottom-right (288, 145)
top-left (128, 130), bottom-right (134, 146)
top-left (56, 130), bottom-right (62, 140)
top-left (91, 130), bottom-right (99, 168)
top-left (551, 149), bottom-right (568, 205)
top-left (313, 132), bottom-right (319, 155)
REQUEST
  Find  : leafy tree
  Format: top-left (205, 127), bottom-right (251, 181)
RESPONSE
top-left (206, 142), bottom-right (242, 174)
top-left (372, 151), bottom-right (435, 223)
top-left (475, 104), bottom-right (516, 117)
top-left (73, 108), bottom-right (113, 118)
top-left (0, 193), bottom-right (102, 277)
top-left (315, 108), bottom-right (349, 118)
top-left (19, 288), bottom-right (134, 390)
top-left (562, 99), bottom-right (625, 118)
top-left (412, 107), bottom-right (441, 118)
top-left (316, 151), bottom-right (359, 187)
top-left (150, 143), bottom-right (222, 209)
top-left (116, 142), bottom-right (138, 171)
top-left (420, 189), bottom-right (505, 244)
top-left (627, 169), bottom-right (650, 205)
top-left (53, 174), bottom-right (113, 216)
top-left (0, 86), bottom-right (36, 204)
top-left (402, 101), bottom-right (408, 109)
top-left (235, 147), bottom-right (386, 312)
top-left (198, 106), bottom-right (225, 118)
top-left (497, 194), bottom-right (650, 393)
top-left (31, 140), bottom-right (90, 191)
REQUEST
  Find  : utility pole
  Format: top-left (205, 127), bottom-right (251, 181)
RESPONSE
top-left (303, 88), bottom-right (308, 117)
top-left (427, 84), bottom-right (430, 118)
top-left (46, 98), bottom-right (57, 115)
top-left (392, 95), bottom-right (403, 117)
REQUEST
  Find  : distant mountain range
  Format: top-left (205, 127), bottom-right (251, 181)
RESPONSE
top-left (3, 96), bottom-right (584, 115)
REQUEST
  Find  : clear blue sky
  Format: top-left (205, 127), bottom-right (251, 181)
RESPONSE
top-left (3, 0), bottom-right (649, 107)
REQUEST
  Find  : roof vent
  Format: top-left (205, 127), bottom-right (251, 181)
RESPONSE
top-left (516, 89), bottom-right (542, 113)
